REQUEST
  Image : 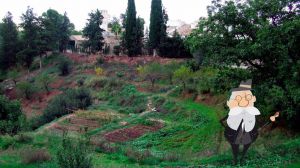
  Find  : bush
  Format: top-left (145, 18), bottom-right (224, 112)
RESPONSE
top-left (95, 67), bottom-right (104, 76)
top-left (138, 63), bottom-right (164, 88)
top-left (0, 135), bottom-right (16, 149)
top-left (57, 135), bottom-right (92, 168)
top-left (111, 85), bottom-right (147, 114)
top-left (193, 67), bottom-right (219, 94)
top-left (0, 95), bottom-right (25, 134)
top-left (40, 88), bottom-right (92, 126)
top-left (173, 66), bottom-right (193, 89)
top-left (37, 73), bottom-right (54, 94)
top-left (15, 133), bottom-right (33, 143)
top-left (16, 81), bottom-right (36, 100)
top-left (58, 57), bottom-right (71, 76)
top-left (21, 148), bottom-right (51, 164)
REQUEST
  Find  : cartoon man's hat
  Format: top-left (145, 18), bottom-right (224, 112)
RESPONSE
top-left (231, 79), bottom-right (252, 92)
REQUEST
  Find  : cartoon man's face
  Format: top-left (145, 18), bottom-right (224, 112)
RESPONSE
top-left (227, 90), bottom-right (256, 109)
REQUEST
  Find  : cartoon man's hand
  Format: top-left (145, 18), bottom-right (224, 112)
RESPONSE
top-left (227, 99), bottom-right (238, 109)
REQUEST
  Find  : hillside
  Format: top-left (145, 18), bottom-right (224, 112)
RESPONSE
top-left (0, 53), bottom-right (299, 168)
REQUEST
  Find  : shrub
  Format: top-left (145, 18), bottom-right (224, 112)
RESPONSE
top-left (138, 63), bottom-right (164, 88)
top-left (116, 72), bottom-right (124, 78)
top-left (77, 78), bottom-right (85, 87)
top-left (37, 73), bottom-right (54, 94)
top-left (58, 57), bottom-right (71, 76)
top-left (21, 148), bottom-right (51, 164)
top-left (7, 69), bottom-right (20, 85)
top-left (15, 133), bottom-right (33, 143)
top-left (0, 95), bottom-right (25, 134)
top-left (111, 85), bottom-right (147, 113)
top-left (57, 135), bottom-right (92, 168)
top-left (0, 135), bottom-right (16, 149)
top-left (95, 67), bottom-right (104, 76)
top-left (41, 88), bottom-right (92, 126)
top-left (173, 66), bottom-right (193, 89)
top-left (16, 81), bottom-right (35, 100)
top-left (193, 67), bottom-right (219, 94)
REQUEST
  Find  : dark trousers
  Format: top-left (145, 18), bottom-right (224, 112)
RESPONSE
top-left (230, 143), bottom-right (251, 164)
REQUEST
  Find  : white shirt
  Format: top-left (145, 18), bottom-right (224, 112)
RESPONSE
top-left (226, 107), bottom-right (260, 132)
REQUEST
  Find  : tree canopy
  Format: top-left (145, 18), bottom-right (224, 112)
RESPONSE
top-left (186, 0), bottom-right (300, 129)
top-left (82, 9), bottom-right (105, 54)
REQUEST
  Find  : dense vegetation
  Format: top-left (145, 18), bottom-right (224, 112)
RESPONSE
top-left (186, 0), bottom-right (300, 130)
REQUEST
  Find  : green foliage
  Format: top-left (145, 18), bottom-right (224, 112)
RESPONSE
top-left (138, 62), bottom-right (164, 88)
top-left (57, 135), bottom-right (93, 168)
top-left (83, 9), bottom-right (105, 54)
top-left (173, 66), bottom-right (193, 89)
top-left (96, 57), bottom-right (105, 65)
top-left (16, 81), bottom-right (36, 100)
top-left (7, 69), bottom-right (20, 85)
top-left (193, 67), bottom-right (219, 94)
top-left (0, 95), bottom-right (24, 135)
top-left (0, 12), bottom-right (19, 70)
top-left (58, 57), bottom-right (71, 76)
top-left (37, 73), bottom-right (54, 94)
top-left (149, 0), bottom-right (166, 50)
top-left (185, 0), bottom-right (300, 128)
top-left (111, 84), bottom-right (147, 113)
top-left (0, 135), bottom-right (16, 149)
top-left (108, 17), bottom-right (122, 37)
top-left (125, 0), bottom-right (138, 56)
top-left (164, 61), bottom-right (180, 84)
top-left (40, 88), bottom-right (92, 126)
top-left (159, 30), bottom-right (191, 58)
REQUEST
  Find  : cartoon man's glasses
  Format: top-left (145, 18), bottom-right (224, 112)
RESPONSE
top-left (234, 94), bottom-right (253, 102)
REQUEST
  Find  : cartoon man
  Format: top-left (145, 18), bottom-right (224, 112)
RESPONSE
top-left (220, 80), bottom-right (260, 165)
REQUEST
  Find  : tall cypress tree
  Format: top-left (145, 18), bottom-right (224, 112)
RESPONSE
top-left (82, 9), bottom-right (105, 54)
top-left (149, 0), bottom-right (166, 55)
top-left (125, 0), bottom-right (137, 57)
top-left (136, 17), bottom-right (145, 55)
top-left (0, 12), bottom-right (19, 70)
top-left (59, 12), bottom-right (74, 52)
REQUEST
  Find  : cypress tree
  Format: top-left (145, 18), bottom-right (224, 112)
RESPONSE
top-left (82, 9), bottom-right (105, 54)
top-left (149, 0), bottom-right (166, 55)
top-left (125, 0), bottom-right (137, 57)
top-left (0, 12), bottom-right (19, 70)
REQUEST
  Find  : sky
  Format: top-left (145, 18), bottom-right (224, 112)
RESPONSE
top-left (0, 0), bottom-right (212, 30)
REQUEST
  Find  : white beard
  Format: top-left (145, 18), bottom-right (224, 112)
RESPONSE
top-left (227, 107), bottom-right (260, 132)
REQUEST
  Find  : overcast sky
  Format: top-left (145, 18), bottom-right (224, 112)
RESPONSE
top-left (0, 0), bottom-right (212, 30)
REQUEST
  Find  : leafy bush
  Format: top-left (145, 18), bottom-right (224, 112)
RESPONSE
top-left (58, 57), bottom-right (71, 76)
top-left (111, 85), bottom-right (147, 114)
top-left (57, 135), bottom-right (92, 168)
top-left (16, 81), bottom-right (36, 100)
top-left (138, 63), bottom-right (164, 88)
top-left (40, 88), bottom-right (92, 126)
top-left (173, 66), bottom-right (193, 89)
top-left (0, 135), bottom-right (16, 149)
top-left (0, 95), bottom-right (25, 134)
top-left (21, 148), bottom-right (51, 164)
top-left (37, 73), bottom-right (54, 94)
top-left (95, 67), bottom-right (104, 76)
top-left (193, 67), bottom-right (219, 94)
top-left (7, 69), bottom-right (20, 85)
top-left (15, 133), bottom-right (33, 143)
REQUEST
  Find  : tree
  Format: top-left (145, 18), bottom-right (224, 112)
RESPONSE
top-left (173, 66), bottom-right (193, 89)
top-left (125, 0), bottom-right (138, 56)
top-left (59, 12), bottom-right (74, 52)
top-left (159, 30), bottom-right (192, 58)
top-left (82, 9), bottom-right (105, 54)
top-left (136, 17), bottom-right (145, 55)
top-left (18, 7), bottom-right (40, 71)
top-left (0, 12), bottom-right (19, 70)
top-left (164, 61), bottom-right (180, 84)
top-left (108, 17), bottom-right (122, 38)
top-left (185, 0), bottom-right (300, 129)
top-left (16, 81), bottom-right (35, 100)
top-left (40, 9), bottom-right (63, 51)
top-left (37, 73), bottom-right (54, 94)
top-left (137, 63), bottom-right (164, 88)
top-left (149, 0), bottom-right (166, 55)
top-left (0, 95), bottom-right (24, 135)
